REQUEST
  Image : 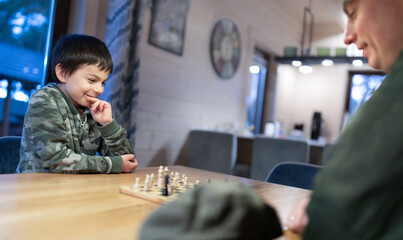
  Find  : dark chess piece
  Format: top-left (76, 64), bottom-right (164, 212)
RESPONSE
top-left (161, 175), bottom-right (169, 196)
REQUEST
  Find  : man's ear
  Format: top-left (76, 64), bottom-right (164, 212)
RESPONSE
top-left (55, 64), bottom-right (67, 83)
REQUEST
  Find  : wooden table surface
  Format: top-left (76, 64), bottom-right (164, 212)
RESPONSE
top-left (0, 166), bottom-right (310, 240)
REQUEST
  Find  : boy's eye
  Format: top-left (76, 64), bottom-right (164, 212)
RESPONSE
top-left (88, 79), bottom-right (96, 83)
top-left (102, 81), bottom-right (106, 86)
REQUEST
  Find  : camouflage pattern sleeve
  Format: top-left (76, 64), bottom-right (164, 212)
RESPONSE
top-left (95, 119), bottom-right (135, 158)
top-left (18, 86), bottom-right (123, 174)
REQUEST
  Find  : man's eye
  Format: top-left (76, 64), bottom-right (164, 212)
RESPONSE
top-left (347, 10), bottom-right (356, 19)
top-left (344, 1), bottom-right (358, 19)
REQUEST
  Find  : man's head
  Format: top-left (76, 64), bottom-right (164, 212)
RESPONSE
top-left (343, 0), bottom-right (403, 72)
top-left (50, 34), bottom-right (113, 83)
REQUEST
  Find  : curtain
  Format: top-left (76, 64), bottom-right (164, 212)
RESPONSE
top-left (102, 0), bottom-right (147, 147)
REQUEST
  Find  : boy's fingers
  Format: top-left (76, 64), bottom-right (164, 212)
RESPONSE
top-left (86, 95), bottom-right (98, 102)
top-left (91, 100), bottom-right (101, 110)
top-left (99, 101), bottom-right (107, 111)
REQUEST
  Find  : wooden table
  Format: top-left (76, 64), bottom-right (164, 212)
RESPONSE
top-left (0, 166), bottom-right (310, 240)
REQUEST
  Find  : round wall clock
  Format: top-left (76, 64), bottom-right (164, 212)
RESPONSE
top-left (210, 19), bottom-right (241, 79)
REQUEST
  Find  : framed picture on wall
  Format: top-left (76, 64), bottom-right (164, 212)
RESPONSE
top-left (148, 0), bottom-right (189, 56)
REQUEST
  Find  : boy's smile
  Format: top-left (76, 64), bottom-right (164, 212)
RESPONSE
top-left (56, 64), bottom-right (109, 110)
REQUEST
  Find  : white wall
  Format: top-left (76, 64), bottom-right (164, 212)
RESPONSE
top-left (275, 64), bottom-right (350, 141)
top-left (68, 0), bottom-right (108, 38)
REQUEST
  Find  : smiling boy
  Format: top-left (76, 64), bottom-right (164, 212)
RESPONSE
top-left (17, 34), bottom-right (138, 174)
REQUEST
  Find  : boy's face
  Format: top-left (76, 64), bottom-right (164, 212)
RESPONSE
top-left (56, 64), bottom-right (109, 109)
top-left (343, 0), bottom-right (403, 72)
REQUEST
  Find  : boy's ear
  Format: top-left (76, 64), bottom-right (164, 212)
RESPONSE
top-left (55, 64), bottom-right (67, 83)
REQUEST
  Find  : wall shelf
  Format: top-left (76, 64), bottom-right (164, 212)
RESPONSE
top-left (275, 56), bottom-right (368, 65)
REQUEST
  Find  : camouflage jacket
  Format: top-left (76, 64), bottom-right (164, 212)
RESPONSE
top-left (17, 83), bottom-right (134, 174)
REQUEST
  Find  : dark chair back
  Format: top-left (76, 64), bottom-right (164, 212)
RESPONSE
top-left (266, 162), bottom-right (322, 190)
top-left (0, 136), bottom-right (22, 174)
top-left (250, 136), bottom-right (309, 181)
top-left (188, 130), bottom-right (237, 174)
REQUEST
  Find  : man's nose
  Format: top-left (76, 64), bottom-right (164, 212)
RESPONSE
top-left (344, 19), bottom-right (356, 45)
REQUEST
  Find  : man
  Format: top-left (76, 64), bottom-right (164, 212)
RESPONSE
top-left (286, 0), bottom-right (403, 239)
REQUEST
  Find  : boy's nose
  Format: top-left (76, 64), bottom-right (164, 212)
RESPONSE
top-left (94, 83), bottom-right (103, 94)
top-left (344, 19), bottom-right (357, 45)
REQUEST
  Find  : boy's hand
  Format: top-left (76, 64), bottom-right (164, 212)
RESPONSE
top-left (121, 154), bottom-right (138, 173)
top-left (86, 96), bottom-right (113, 126)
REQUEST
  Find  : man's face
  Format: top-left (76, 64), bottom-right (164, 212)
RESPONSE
top-left (343, 0), bottom-right (403, 72)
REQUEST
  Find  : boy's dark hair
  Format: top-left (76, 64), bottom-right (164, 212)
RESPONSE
top-left (50, 34), bottom-right (113, 83)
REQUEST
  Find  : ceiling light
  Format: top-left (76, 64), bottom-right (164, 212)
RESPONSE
top-left (352, 59), bottom-right (363, 67)
top-left (249, 65), bottom-right (260, 74)
top-left (321, 59), bottom-right (333, 67)
top-left (299, 65), bottom-right (313, 74)
top-left (292, 60), bottom-right (302, 67)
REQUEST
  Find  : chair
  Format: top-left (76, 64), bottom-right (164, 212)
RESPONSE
top-left (266, 162), bottom-right (323, 190)
top-left (250, 136), bottom-right (309, 181)
top-left (188, 130), bottom-right (237, 174)
top-left (0, 136), bottom-right (22, 174)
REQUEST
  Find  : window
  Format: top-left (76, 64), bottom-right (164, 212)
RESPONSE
top-left (342, 71), bottom-right (386, 129)
top-left (0, 0), bottom-right (56, 136)
top-left (246, 51), bottom-right (269, 134)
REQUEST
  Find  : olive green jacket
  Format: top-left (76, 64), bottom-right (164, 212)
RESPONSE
top-left (305, 51), bottom-right (403, 239)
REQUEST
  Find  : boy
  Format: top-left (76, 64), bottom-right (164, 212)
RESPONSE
top-left (17, 34), bottom-right (138, 174)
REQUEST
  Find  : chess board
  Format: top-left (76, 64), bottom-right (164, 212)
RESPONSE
top-left (119, 166), bottom-right (201, 204)
top-left (120, 182), bottom-right (195, 204)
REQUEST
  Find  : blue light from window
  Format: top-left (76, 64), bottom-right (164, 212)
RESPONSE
top-left (0, 79), bottom-right (8, 99)
top-left (11, 81), bottom-right (29, 102)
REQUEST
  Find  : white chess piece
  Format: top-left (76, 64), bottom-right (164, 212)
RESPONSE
top-left (183, 177), bottom-right (188, 186)
top-left (149, 173), bottom-right (155, 190)
top-left (181, 174), bottom-right (186, 183)
top-left (174, 172), bottom-right (180, 186)
top-left (133, 177), bottom-right (140, 190)
top-left (144, 174), bottom-right (150, 192)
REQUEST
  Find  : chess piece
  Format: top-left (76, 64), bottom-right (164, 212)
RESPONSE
top-left (182, 174), bottom-right (186, 182)
top-left (144, 174), bottom-right (150, 192)
top-left (133, 177), bottom-right (140, 190)
top-left (162, 175), bottom-right (170, 196)
top-left (183, 177), bottom-right (188, 186)
top-left (149, 173), bottom-right (155, 190)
